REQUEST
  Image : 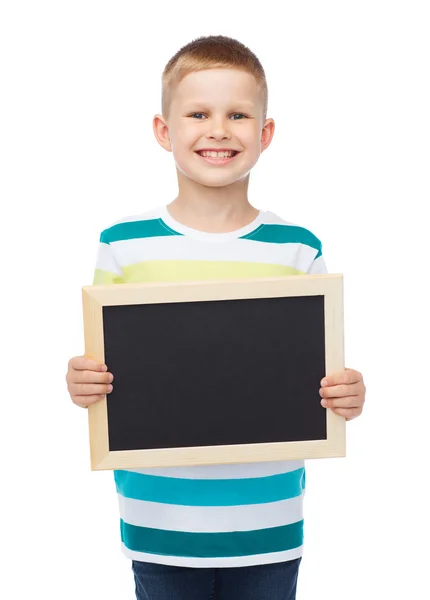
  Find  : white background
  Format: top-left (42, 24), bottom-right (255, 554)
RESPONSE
top-left (1, 1), bottom-right (429, 598)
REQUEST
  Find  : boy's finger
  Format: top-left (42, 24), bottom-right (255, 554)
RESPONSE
top-left (319, 383), bottom-right (361, 399)
top-left (321, 395), bottom-right (357, 409)
top-left (70, 356), bottom-right (107, 372)
top-left (73, 383), bottom-right (113, 396)
top-left (320, 368), bottom-right (361, 388)
top-left (79, 370), bottom-right (113, 384)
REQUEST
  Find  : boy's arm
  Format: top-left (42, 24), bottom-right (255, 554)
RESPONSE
top-left (66, 233), bottom-right (123, 408)
top-left (307, 247), bottom-right (366, 420)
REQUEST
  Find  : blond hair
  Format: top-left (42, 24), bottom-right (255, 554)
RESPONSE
top-left (161, 35), bottom-right (268, 120)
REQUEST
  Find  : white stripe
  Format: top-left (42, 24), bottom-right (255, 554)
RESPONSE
top-left (121, 542), bottom-right (303, 568)
top-left (94, 242), bottom-right (123, 275)
top-left (127, 459), bottom-right (304, 480)
top-left (112, 236), bottom-right (316, 272)
top-left (118, 494), bottom-right (304, 533)
top-left (263, 211), bottom-right (296, 226)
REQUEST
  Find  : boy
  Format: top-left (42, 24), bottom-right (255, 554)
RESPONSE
top-left (66, 35), bottom-right (366, 600)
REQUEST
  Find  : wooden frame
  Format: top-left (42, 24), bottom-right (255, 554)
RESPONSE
top-left (82, 274), bottom-right (345, 470)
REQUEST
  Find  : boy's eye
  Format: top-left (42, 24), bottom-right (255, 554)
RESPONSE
top-left (189, 113), bottom-right (247, 120)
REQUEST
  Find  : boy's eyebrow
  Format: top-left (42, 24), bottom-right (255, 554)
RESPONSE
top-left (182, 100), bottom-right (255, 110)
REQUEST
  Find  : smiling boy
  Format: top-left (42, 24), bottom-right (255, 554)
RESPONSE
top-left (66, 35), bottom-right (366, 600)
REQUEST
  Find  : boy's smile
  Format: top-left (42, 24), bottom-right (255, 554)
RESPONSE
top-left (195, 147), bottom-right (241, 166)
top-left (154, 68), bottom-right (274, 188)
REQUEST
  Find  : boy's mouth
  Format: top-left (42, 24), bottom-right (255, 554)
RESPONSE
top-left (195, 149), bottom-right (241, 165)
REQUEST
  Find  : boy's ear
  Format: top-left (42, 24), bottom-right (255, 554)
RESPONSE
top-left (261, 118), bottom-right (275, 152)
top-left (153, 114), bottom-right (172, 152)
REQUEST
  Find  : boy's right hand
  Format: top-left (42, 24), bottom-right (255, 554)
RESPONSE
top-left (66, 356), bottom-right (114, 408)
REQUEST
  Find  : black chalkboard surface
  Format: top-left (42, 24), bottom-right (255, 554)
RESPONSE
top-left (82, 275), bottom-right (345, 469)
top-left (104, 295), bottom-right (326, 452)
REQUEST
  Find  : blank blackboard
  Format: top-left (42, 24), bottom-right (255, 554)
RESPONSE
top-left (82, 275), bottom-right (345, 469)
top-left (104, 295), bottom-right (326, 452)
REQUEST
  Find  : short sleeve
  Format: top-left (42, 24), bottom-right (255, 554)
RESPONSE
top-left (92, 238), bottom-right (125, 285)
top-left (307, 253), bottom-right (328, 274)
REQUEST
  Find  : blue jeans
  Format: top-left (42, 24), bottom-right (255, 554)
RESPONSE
top-left (132, 558), bottom-right (301, 600)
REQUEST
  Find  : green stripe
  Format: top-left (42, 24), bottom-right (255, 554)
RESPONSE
top-left (120, 519), bottom-right (303, 557)
top-left (114, 468), bottom-right (305, 506)
top-left (241, 224), bottom-right (322, 257)
top-left (92, 268), bottom-right (125, 285)
top-left (100, 219), bottom-right (182, 244)
top-left (123, 260), bottom-right (304, 282)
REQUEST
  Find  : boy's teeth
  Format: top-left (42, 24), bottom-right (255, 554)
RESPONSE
top-left (200, 150), bottom-right (235, 158)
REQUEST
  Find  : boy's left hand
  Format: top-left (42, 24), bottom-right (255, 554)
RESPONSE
top-left (319, 368), bottom-right (366, 421)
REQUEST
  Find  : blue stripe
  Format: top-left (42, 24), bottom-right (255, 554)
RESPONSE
top-left (241, 224), bottom-right (322, 258)
top-left (100, 219), bottom-right (182, 244)
top-left (114, 468), bottom-right (305, 506)
top-left (120, 519), bottom-right (304, 557)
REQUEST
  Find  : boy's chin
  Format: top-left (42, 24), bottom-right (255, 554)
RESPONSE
top-left (190, 174), bottom-right (246, 188)
top-left (176, 166), bottom-right (247, 188)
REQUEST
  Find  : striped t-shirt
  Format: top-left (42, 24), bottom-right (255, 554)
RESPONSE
top-left (92, 204), bottom-right (327, 568)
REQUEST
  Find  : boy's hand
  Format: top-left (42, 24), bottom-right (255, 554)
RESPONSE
top-left (319, 368), bottom-right (365, 421)
top-left (66, 355), bottom-right (114, 408)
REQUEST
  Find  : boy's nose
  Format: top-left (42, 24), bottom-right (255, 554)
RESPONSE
top-left (207, 127), bottom-right (232, 140)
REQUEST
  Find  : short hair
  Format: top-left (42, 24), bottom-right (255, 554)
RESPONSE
top-left (161, 35), bottom-right (268, 120)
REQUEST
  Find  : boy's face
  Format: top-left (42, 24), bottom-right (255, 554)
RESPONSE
top-left (154, 68), bottom-right (274, 188)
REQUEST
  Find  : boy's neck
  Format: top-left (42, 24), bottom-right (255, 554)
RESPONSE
top-left (168, 173), bottom-right (259, 234)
